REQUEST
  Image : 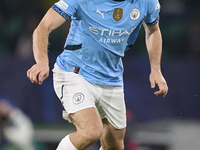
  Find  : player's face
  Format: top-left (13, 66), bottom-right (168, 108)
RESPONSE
top-left (0, 101), bottom-right (11, 118)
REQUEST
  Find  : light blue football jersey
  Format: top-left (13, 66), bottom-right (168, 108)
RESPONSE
top-left (52, 0), bottom-right (161, 86)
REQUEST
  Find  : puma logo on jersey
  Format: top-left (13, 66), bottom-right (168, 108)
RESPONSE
top-left (96, 10), bottom-right (107, 19)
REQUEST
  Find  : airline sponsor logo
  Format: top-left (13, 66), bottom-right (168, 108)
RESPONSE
top-left (89, 27), bottom-right (136, 43)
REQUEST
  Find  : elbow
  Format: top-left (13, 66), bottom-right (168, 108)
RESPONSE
top-left (32, 28), bottom-right (37, 39)
top-left (33, 21), bottom-right (51, 38)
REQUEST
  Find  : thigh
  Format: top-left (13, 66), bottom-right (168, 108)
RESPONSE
top-left (69, 107), bottom-right (103, 148)
top-left (97, 85), bottom-right (126, 129)
top-left (100, 118), bottom-right (126, 150)
top-left (53, 65), bottom-right (97, 122)
top-left (70, 107), bottom-right (103, 132)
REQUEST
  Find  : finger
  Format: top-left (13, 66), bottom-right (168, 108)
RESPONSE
top-left (27, 66), bottom-right (35, 80)
top-left (38, 73), bottom-right (45, 85)
top-left (29, 69), bottom-right (39, 84)
top-left (154, 88), bottom-right (167, 97)
top-left (29, 72), bottom-right (35, 83)
top-left (162, 91), bottom-right (167, 97)
top-left (27, 65), bottom-right (36, 82)
top-left (161, 82), bottom-right (168, 97)
top-left (150, 80), bottom-right (156, 89)
top-left (163, 84), bottom-right (169, 97)
top-left (27, 69), bottom-right (31, 79)
top-left (32, 72), bottom-right (39, 84)
top-left (27, 69), bottom-right (34, 83)
top-left (38, 72), bottom-right (48, 85)
top-left (154, 90), bottom-right (164, 96)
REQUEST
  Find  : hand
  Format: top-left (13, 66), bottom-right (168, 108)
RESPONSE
top-left (149, 70), bottom-right (168, 97)
top-left (27, 63), bottom-right (49, 85)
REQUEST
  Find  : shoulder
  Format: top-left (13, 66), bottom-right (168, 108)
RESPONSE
top-left (147, 0), bottom-right (160, 9)
top-left (57, 0), bottom-right (80, 8)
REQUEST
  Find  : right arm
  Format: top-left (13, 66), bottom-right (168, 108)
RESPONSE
top-left (27, 8), bottom-right (66, 85)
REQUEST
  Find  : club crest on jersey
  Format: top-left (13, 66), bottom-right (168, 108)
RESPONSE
top-left (113, 8), bottom-right (123, 22)
top-left (130, 8), bottom-right (140, 20)
top-left (72, 93), bottom-right (84, 104)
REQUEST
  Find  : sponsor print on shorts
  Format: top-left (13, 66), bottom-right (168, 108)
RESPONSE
top-left (72, 92), bottom-right (84, 104)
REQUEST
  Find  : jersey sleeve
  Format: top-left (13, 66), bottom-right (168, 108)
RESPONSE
top-left (51, 0), bottom-right (79, 20)
top-left (144, 0), bottom-right (161, 26)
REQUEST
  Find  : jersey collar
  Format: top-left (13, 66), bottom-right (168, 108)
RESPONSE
top-left (112, 0), bottom-right (134, 3)
top-left (113, 0), bottom-right (125, 1)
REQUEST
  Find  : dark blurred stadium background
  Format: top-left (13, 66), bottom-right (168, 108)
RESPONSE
top-left (0, 0), bottom-right (200, 150)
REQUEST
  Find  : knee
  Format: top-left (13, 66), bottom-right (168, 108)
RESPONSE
top-left (82, 126), bottom-right (103, 143)
top-left (103, 142), bottom-right (124, 150)
top-left (76, 127), bottom-right (102, 149)
top-left (103, 145), bottom-right (124, 150)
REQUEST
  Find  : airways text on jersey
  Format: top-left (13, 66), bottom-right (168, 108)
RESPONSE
top-left (89, 26), bottom-right (136, 43)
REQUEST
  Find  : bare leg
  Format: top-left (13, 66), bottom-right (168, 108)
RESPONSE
top-left (100, 118), bottom-right (126, 150)
top-left (69, 107), bottom-right (103, 150)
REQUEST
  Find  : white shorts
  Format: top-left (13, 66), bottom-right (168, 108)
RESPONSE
top-left (52, 64), bottom-right (126, 129)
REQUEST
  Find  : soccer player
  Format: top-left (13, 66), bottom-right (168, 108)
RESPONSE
top-left (27, 0), bottom-right (168, 149)
top-left (0, 99), bottom-right (35, 150)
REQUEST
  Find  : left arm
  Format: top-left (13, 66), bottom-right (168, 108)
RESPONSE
top-left (143, 21), bottom-right (168, 97)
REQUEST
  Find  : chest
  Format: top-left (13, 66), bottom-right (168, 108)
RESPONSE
top-left (79, 0), bottom-right (147, 31)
